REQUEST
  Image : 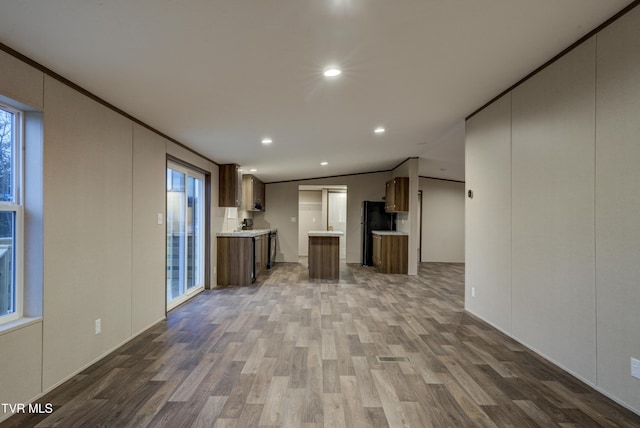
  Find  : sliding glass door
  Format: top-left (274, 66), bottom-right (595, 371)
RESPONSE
top-left (167, 162), bottom-right (205, 310)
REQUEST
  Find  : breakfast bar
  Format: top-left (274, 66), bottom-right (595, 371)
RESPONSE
top-left (308, 231), bottom-right (343, 280)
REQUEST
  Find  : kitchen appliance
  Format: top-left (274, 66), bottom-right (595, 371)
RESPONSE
top-left (361, 201), bottom-right (396, 266)
top-left (241, 218), bottom-right (253, 230)
top-left (267, 229), bottom-right (277, 269)
top-left (252, 234), bottom-right (262, 282)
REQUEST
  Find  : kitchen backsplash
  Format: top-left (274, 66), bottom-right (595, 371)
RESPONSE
top-left (222, 208), bottom-right (254, 232)
top-left (396, 212), bottom-right (410, 234)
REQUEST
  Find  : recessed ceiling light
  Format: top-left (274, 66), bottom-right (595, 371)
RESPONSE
top-left (261, 138), bottom-right (272, 144)
top-left (250, 168), bottom-right (257, 172)
top-left (374, 127), bottom-right (385, 134)
top-left (320, 161), bottom-right (329, 166)
top-left (323, 68), bottom-right (341, 78)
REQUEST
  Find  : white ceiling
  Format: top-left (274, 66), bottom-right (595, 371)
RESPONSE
top-left (0, 0), bottom-right (632, 182)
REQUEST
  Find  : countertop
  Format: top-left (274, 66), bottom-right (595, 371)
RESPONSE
top-left (308, 231), bottom-right (344, 237)
top-left (217, 229), bottom-right (276, 238)
top-left (371, 230), bottom-right (408, 236)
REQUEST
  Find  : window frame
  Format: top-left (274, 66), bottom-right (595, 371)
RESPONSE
top-left (0, 102), bottom-right (24, 325)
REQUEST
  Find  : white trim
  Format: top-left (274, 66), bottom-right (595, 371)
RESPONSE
top-left (167, 286), bottom-right (204, 311)
top-left (0, 315), bottom-right (41, 337)
top-left (0, 104), bottom-right (23, 326)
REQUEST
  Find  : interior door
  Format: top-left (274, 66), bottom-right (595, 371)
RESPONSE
top-left (327, 191), bottom-right (347, 259)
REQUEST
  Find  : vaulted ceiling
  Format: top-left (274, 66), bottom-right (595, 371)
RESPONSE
top-left (0, 0), bottom-right (632, 182)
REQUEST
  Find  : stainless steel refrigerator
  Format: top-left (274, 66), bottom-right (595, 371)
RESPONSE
top-left (361, 201), bottom-right (396, 266)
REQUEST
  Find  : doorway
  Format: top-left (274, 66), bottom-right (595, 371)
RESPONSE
top-left (166, 161), bottom-right (205, 310)
top-left (327, 190), bottom-right (347, 259)
top-left (298, 185), bottom-right (347, 261)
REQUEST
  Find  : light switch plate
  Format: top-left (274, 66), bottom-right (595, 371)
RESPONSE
top-left (157, 213), bottom-right (163, 225)
top-left (95, 319), bottom-right (101, 335)
top-left (632, 358), bottom-right (640, 380)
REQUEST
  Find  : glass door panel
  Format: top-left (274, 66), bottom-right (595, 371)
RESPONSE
top-left (187, 175), bottom-right (203, 290)
top-left (167, 169), bottom-right (186, 303)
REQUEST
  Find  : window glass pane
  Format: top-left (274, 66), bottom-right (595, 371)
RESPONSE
top-left (167, 169), bottom-right (185, 192)
top-left (167, 168), bottom-right (186, 303)
top-left (0, 109), bottom-right (14, 202)
top-left (0, 211), bottom-right (15, 316)
top-left (186, 176), bottom-right (201, 290)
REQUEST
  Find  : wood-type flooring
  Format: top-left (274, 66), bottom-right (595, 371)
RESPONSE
top-left (3, 262), bottom-right (640, 427)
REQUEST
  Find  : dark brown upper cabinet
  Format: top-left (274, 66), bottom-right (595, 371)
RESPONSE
top-left (242, 174), bottom-right (266, 211)
top-left (219, 164), bottom-right (242, 207)
top-left (385, 176), bottom-right (409, 212)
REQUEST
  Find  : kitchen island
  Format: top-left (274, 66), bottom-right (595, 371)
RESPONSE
top-left (216, 229), bottom-right (275, 286)
top-left (308, 231), bottom-right (344, 280)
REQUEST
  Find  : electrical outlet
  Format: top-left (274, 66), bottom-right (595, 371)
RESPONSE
top-left (472, 287), bottom-right (476, 298)
top-left (632, 358), bottom-right (640, 380)
top-left (95, 319), bottom-right (101, 335)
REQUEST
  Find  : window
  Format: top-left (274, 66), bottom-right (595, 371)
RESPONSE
top-left (0, 104), bottom-right (23, 324)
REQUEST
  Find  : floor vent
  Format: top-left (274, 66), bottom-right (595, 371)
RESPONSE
top-left (376, 356), bottom-right (410, 363)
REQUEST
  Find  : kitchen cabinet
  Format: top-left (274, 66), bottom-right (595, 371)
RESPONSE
top-left (372, 232), bottom-right (408, 274)
top-left (216, 230), bottom-right (272, 286)
top-left (217, 236), bottom-right (253, 285)
top-left (242, 174), bottom-right (266, 211)
top-left (219, 164), bottom-right (242, 207)
top-left (372, 234), bottom-right (382, 268)
top-left (385, 176), bottom-right (409, 212)
top-left (308, 231), bottom-right (343, 280)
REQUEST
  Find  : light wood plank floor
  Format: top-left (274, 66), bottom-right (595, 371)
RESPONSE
top-left (3, 262), bottom-right (640, 427)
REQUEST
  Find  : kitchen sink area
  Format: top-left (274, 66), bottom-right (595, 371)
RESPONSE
top-left (216, 228), bottom-right (277, 286)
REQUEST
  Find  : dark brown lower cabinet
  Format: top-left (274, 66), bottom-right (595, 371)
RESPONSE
top-left (308, 236), bottom-right (340, 280)
top-left (217, 236), bottom-right (253, 285)
top-left (372, 233), bottom-right (408, 274)
top-left (217, 233), bottom-right (271, 286)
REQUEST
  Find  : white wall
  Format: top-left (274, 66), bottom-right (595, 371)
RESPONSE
top-left (511, 38), bottom-right (597, 383)
top-left (0, 48), bottom-right (219, 419)
top-left (465, 6), bottom-right (640, 414)
top-left (43, 76), bottom-right (135, 390)
top-left (298, 190), bottom-right (322, 256)
top-left (465, 94), bottom-right (512, 334)
top-left (594, 6), bottom-right (640, 413)
top-left (0, 48), bottom-right (43, 110)
top-left (132, 125), bottom-right (167, 335)
top-left (419, 178), bottom-right (464, 263)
